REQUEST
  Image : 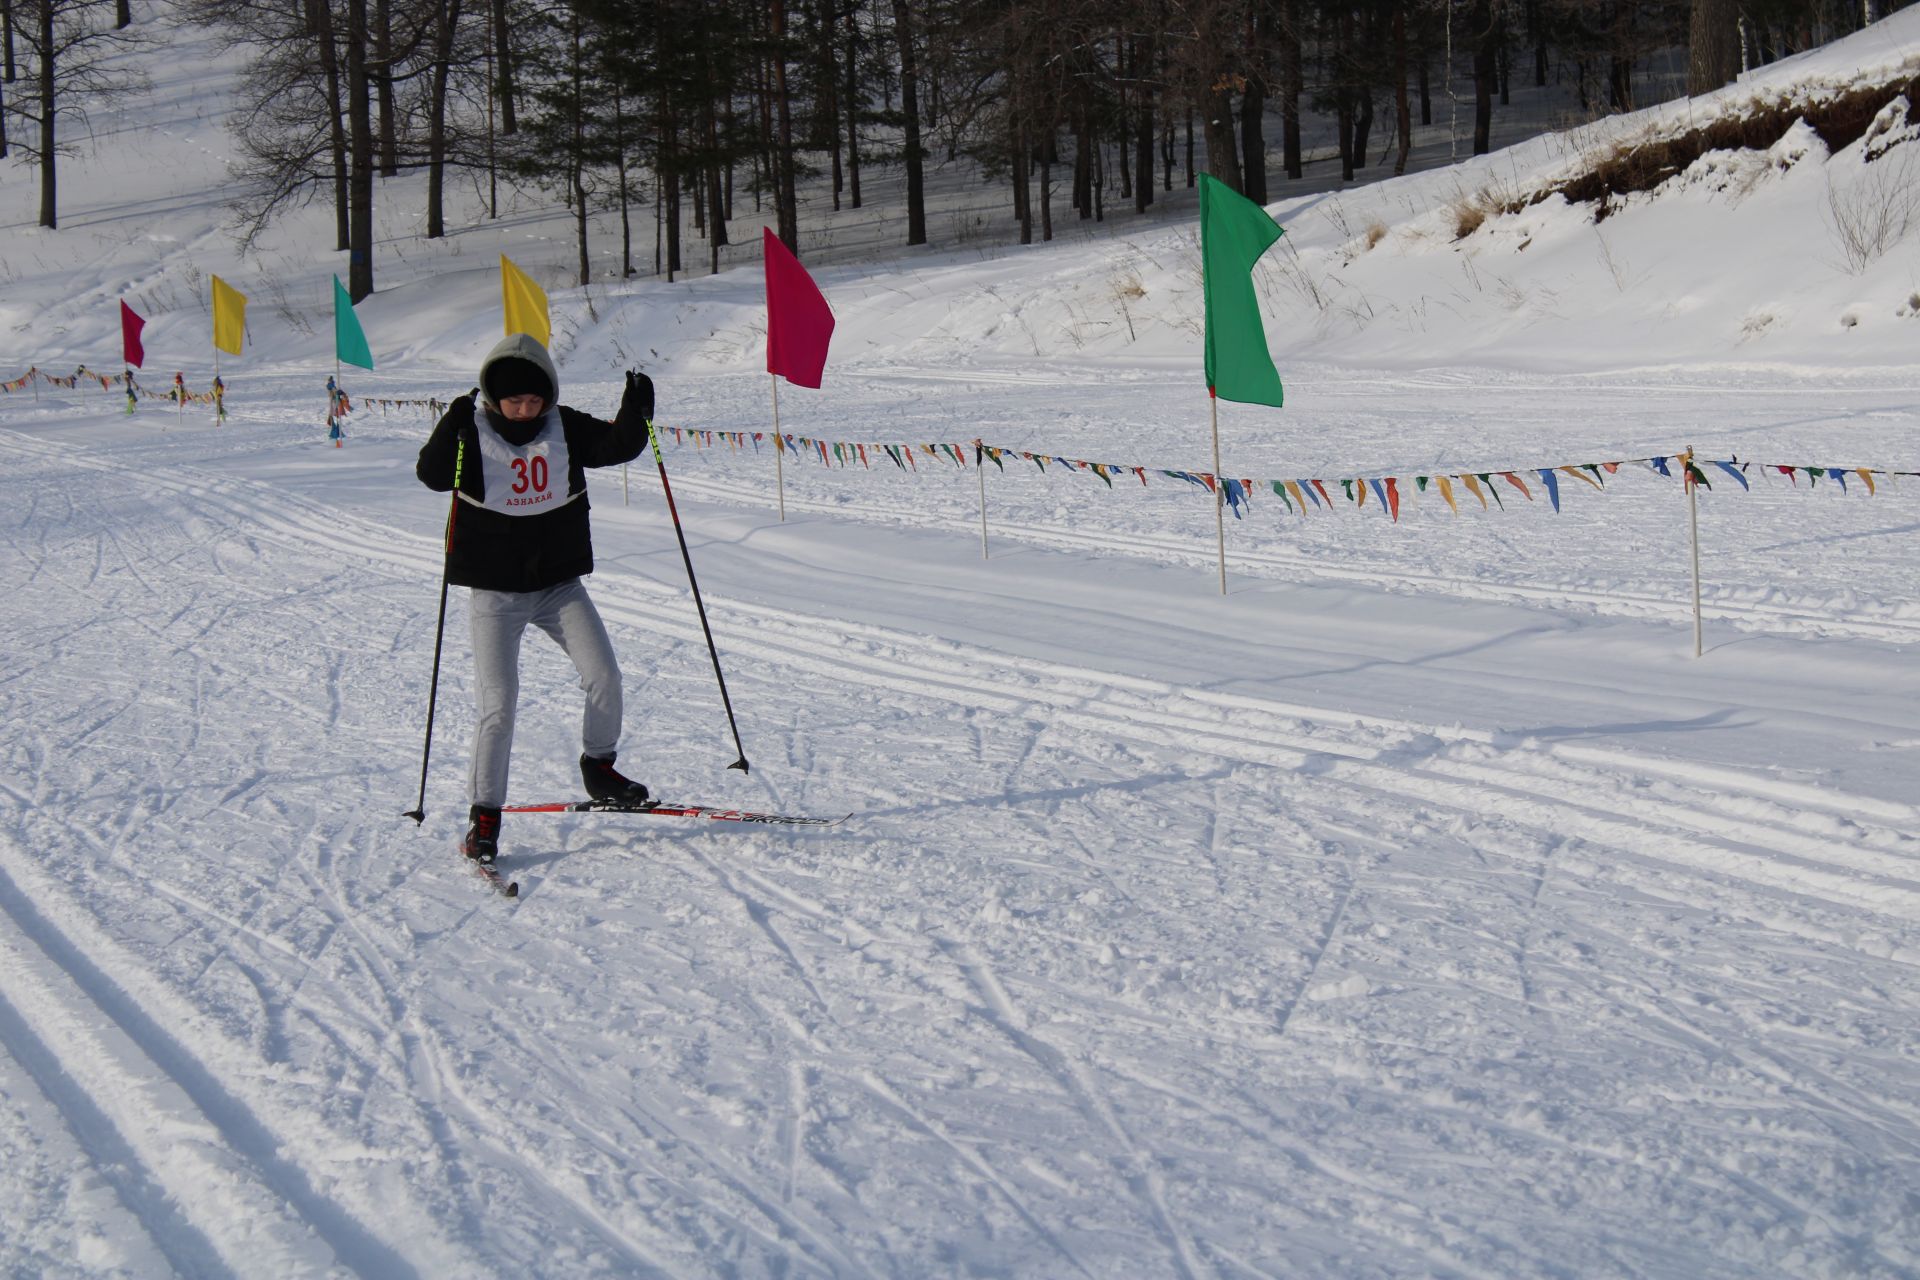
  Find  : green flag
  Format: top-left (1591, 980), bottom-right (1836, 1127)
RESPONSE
top-left (1199, 173), bottom-right (1285, 407)
top-left (333, 276), bottom-right (374, 370)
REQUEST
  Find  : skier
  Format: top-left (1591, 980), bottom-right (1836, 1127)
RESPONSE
top-left (416, 333), bottom-right (657, 864)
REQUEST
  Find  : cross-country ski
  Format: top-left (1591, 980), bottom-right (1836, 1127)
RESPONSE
top-left (503, 799), bottom-right (850, 827)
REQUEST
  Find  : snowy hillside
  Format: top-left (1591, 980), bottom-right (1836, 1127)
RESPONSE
top-left (2, 3), bottom-right (1918, 1278)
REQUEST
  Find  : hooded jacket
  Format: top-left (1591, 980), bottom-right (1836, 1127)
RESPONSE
top-left (416, 333), bottom-right (653, 593)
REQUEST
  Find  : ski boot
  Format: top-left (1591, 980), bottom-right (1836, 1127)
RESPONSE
top-left (580, 754), bottom-right (652, 808)
top-left (462, 805), bottom-right (502, 864)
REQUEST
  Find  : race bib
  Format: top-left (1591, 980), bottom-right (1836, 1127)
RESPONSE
top-left (465, 404), bottom-right (579, 516)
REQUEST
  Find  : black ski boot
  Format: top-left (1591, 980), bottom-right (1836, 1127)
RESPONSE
top-left (462, 805), bottom-right (502, 863)
top-left (580, 754), bottom-right (652, 807)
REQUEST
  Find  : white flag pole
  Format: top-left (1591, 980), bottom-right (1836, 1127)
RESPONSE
top-left (1210, 391), bottom-right (1227, 595)
top-left (1685, 446), bottom-right (1704, 658)
top-left (771, 374), bottom-right (787, 521)
top-left (976, 441), bottom-right (990, 559)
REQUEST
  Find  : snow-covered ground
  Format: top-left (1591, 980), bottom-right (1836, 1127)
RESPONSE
top-left (2, 5), bottom-right (1917, 1277)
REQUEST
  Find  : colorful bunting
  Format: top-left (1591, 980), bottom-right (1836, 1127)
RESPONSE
top-left (3, 362), bottom-right (1906, 524)
top-left (1537, 468), bottom-right (1560, 513)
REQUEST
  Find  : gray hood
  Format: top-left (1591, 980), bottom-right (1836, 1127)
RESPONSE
top-left (477, 332), bottom-right (560, 412)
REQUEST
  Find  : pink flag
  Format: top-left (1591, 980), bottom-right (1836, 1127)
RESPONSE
top-left (763, 227), bottom-right (834, 389)
top-left (120, 301), bottom-right (146, 368)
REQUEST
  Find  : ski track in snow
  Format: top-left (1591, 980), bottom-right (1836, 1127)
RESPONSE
top-left (2, 410), bottom-right (1917, 1277)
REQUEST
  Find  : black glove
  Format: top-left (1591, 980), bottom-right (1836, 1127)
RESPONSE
top-left (622, 369), bottom-right (655, 422)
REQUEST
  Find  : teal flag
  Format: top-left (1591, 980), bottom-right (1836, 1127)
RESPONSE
top-left (1198, 173), bottom-right (1285, 407)
top-left (333, 276), bottom-right (374, 370)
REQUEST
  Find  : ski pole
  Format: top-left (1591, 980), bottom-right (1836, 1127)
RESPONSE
top-left (403, 437), bottom-right (466, 823)
top-left (647, 417), bottom-right (750, 774)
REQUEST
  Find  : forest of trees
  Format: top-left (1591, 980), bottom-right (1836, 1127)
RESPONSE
top-left (4, 0), bottom-right (1902, 292)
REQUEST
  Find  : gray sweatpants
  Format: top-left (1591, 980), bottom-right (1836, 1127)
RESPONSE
top-left (468, 578), bottom-right (621, 808)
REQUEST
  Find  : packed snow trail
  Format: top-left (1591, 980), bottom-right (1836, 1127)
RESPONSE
top-left (1, 405), bottom-right (1916, 1277)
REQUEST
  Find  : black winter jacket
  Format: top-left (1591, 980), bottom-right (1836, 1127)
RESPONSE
top-left (417, 357), bottom-right (652, 593)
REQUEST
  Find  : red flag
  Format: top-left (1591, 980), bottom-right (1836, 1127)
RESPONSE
top-left (763, 227), bottom-right (834, 389)
top-left (120, 301), bottom-right (146, 368)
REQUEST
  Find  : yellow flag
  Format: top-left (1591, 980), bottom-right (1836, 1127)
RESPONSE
top-left (211, 275), bottom-right (247, 356)
top-left (500, 255), bottom-right (550, 347)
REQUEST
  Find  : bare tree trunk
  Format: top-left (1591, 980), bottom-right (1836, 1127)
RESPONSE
top-left (615, 94), bottom-right (634, 277)
top-left (485, 23), bottom-right (496, 217)
top-left (1184, 104), bottom-right (1193, 186)
top-left (1393, 1), bottom-right (1411, 175)
top-left (1093, 132), bottom-right (1104, 221)
top-left (754, 41), bottom-right (770, 213)
top-left (1337, 87), bottom-right (1354, 180)
top-left (1203, 85), bottom-right (1240, 189)
top-left (1608, 0), bottom-right (1634, 114)
top-left (890, 0), bottom-right (925, 244)
top-left (3, 0), bottom-right (14, 82)
top-left (1073, 111), bottom-right (1091, 218)
top-left (845, 7), bottom-right (861, 207)
top-left (35, 0), bottom-right (52, 228)
top-left (819, 0), bottom-right (841, 210)
top-left (1280, 0), bottom-right (1302, 179)
top-left (771, 0), bottom-right (800, 248)
top-left (426, 0), bottom-right (461, 239)
top-left (1014, 118), bottom-right (1032, 242)
top-left (1133, 34), bottom-right (1154, 211)
top-left (1241, 3), bottom-right (1267, 203)
top-left (1473, 0), bottom-right (1495, 155)
top-left (375, 0), bottom-right (397, 175)
top-left (1240, 85), bottom-right (1266, 202)
top-left (1498, 23), bottom-right (1510, 104)
top-left (308, 0), bottom-right (350, 251)
top-left (1040, 134), bottom-right (1053, 241)
top-left (705, 85), bottom-right (728, 273)
top-left (1688, 0), bottom-right (1740, 94)
top-left (575, 173), bottom-right (590, 286)
top-left (1115, 35), bottom-right (1130, 201)
top-left (347, 0), bottom-right (375, 301)
top-left (663, 114), bottom-right (681, 279)
top-left (492, 0), bottom-right (515, 134)
top-left (566, 13), bottom-right (588, 285)
top-left (574, 163), bottom-right (589, 286)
